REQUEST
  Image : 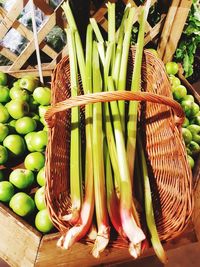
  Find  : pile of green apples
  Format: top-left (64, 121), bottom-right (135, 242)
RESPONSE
top-left (0, 71), bottom-right (54, 233)
top-left (166, 62), bottom-right (200, 169)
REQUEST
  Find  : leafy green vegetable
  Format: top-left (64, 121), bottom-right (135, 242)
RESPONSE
top-left (175, 0), bottom-right (200, 78)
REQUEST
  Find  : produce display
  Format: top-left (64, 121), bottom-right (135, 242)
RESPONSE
top-left (0, 72), bottom-right (53, 234)
top-left (0, 0), bottom-right (199, 266)
top-left (51, 0), bottom-right (169, 262)
top-left (165, 61), bottom-right (200, 169)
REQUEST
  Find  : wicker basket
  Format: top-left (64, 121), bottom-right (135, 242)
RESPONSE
top-left (44, 47), bottom-right (193, 249)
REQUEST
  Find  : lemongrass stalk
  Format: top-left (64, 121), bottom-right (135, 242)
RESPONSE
top-left (62, 1), bottom-right (86, 89)
top-left (57, 25), bottom-right (95, 250)
top-left (104, 138), bottom-right (125, 237)
top-left (137, 135), bottom-right (167, 264)
top-left (117, 7), bottom-right (135, 131)
top-left (113, 5), bottom-right (130, 87)
top-left (127, 1), bottom-right (151, 186)
top-left (92, 41), bottom-right (110, 258)
top-left (103, 43), bottom-right (121, 193)
top-left (107, 76), bottom-right (145, 258)
top-left (107, 2), bottom-right (116, 75)
top-left (66, 28), bottom-right (81, 224)
top-left (90, 18), bottom-right (105, 64)
top-left (58, 172), bottom-right (95, 249)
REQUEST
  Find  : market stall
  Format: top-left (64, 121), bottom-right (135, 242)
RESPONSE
top-left (0, 0), bottom-right (199, 266)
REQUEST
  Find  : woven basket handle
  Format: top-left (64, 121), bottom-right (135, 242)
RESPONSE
top-left (45, 91), bottom-right (185, 128)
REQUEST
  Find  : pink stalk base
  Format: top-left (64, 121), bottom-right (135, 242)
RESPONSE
top-left (57, 202), bottom-right (94, 249)
top-left (92, 225), bottom-right (110, 258)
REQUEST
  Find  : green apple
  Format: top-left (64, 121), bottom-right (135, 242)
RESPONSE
top-left (182, 117), bottom-right (190, 128)
top-left (6, 99), bottom-right (29, 119)
top-left (33, 87), bottom-right (51, 106)
top-left (29, 95), bottom-right (39, 111)
top-left (182, 128), bottom-right (192, 145)
top-left (0, 103), bottom-right (10, 123)
top-left (15, 116), bottom-right (37, 135)
top-left (31, 131), bottom-right (47, 152)
top-left (190, 103), bottom-right (199, 117)
top-left (0, 145), bottom-right (8, 164)
top-left (9, 169), bottom-right (34, 189)
top-left (35, 209), bottom-right (53, 233)
top-left (24, 152), bottom-right (45, 172)
top-left (187, 141), bottom-right (200, 154)
top-left (173, 85), bottom-right (187, 101)
top-left (0, 85), bottom-right (10, 103)
top-left (24, 132), bottom-right (36, 152)
top-left (190, 116), bottom-right (200, 126)
top-left (9, 192), bottom-right (35, 217)
top-left (0, 181), bottom-right (14, 202)
top-left (165, 62), bottom-right (179, 75)
top-left (0, 123), bottom-right (9, 142)
top-left (34, 186), bottom-right (46, 210)
top-left (19, 75), bottom-right (39, 92)
top-left (0, 72), bottom-right (7, 86)
top-left (37, 167), bottom-right (45, 186)
top-left (12, 79), bottom-right (21, 89)
top-left (3, 134), bottom-right (26, 157)
top-left (183, 95), bottom-right (194, 102)
top-left (146, 48), bottom-right (159, 57)
top-left (9, 87), bottom-right (30, 102)
top-left (187, 155), bottom-right (194, 169)
top-left (181, 99), bottom-right (193, 118)
top-left (38, 105), bottom-right (50, 118)
top-left (187, 124), bottom-right (200, 144)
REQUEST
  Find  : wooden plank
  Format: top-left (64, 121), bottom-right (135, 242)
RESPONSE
top-left (157, 0), bottom-right (181, 59)
top-left (9, 12), bottom-right (56, 71)
top-left (0, 1), bottom-right (29, 40)
top-left (35, 224), bottom-right (197, 267)
top-left (0, 203), bottom-right (42, 267)
top-left (0, 45), bottom-right (17, 62)
top-left (33, 0), bottom-right (54, 15)
top-left (5, 68), bottom-right (54, 78)
top-left (162, 0), bottom-right (193, 63)
top-left (144, 15), bottom-right (166, 45)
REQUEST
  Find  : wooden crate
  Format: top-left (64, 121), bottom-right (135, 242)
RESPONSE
top-left (0, 1), bottom-right (199, 266)
top-left (0, 69), bottom-right (200, 267)
top-left (0, 0), bottom-right (67, 75)
top-left (157, 0), bottom-right (193, 63)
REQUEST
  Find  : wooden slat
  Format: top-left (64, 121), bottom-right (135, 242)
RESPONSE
top-left (144, 14), bottom-right (166, 45)
top-left (9, 12), bottom-right (56, 71)
top-left (12, 20), bottom-right (58, 59)
top-left (157, 0), bottom-right (181, 58)
top-left (0, 204), bottom-right (42, 267)
top-left (33, 0), bottom-right (54, 15)
top-left (35, 224), bottom-right (197, 267)
top-left (0, 1), bottom-right (29, 40)
top-left (162, 0), bottom-right (192, 63)
top-left (0, 45), bottom-right (17, 62)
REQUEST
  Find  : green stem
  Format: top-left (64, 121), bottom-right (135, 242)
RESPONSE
top-left (92, 41), bottom-right (110, 258)
top-left (107, 76), bottom-right (145, 257)
top-left (127, 2), bottom-right (151, 187)
top-left (107, 2), bottom-right (116, 75)
top-left (137, 135), bottom-right (167, 264)
top-left (66, 28), bottom-right (81, 223)
top-left (117, 7), bottom-right (135, 132)
top-left (113, 6), bottom-right (130, 87)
